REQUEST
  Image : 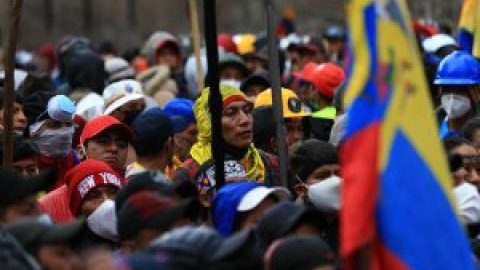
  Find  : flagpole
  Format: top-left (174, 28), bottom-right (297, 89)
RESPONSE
top-left (3, 0), bottom-right (23, 169)
top-left (264, 0), bottom-right (289, 187)
top-left (189, 0), bottom-right (204, 93)
top-left (204, 0), bottom-right (225, 188)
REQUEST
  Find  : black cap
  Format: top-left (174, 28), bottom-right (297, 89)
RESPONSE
top-left (116, 171), bottom-right (176, 213)
top-left (0, 168), bottom-right (56, 207)
top-left (240, 71), bottom-right (271, 93)
top-left (256, 201), bottom-right (326, 248)
top-left (5, 218), bottom-right (85, 254)
top-left (117, 191), bottom-right (192, 242)
top-left (22, 91), bottom-right (55, 131)
top-left (266, 235), bottom-right (336, 270)
top-left (210, 228), bottom-right (264, 270)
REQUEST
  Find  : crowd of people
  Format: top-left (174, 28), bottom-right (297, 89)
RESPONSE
top-left (0, 18), bottom-right (479, 270)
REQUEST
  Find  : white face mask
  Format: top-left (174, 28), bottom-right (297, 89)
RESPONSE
top-left (441, 94), bottom-right (471, 120)
top-left (36, 213), bottom-right (53, 225)
top-left (87, 200), bottom-right (118, 242)
top-left (308, 176), bottom-right (341, 213)
top-left (33, 126), bottom-right (74, 158)
top-left (454, 182), bottom-right (480, 223)
top-left (220, 79), bottom-right (242, 89)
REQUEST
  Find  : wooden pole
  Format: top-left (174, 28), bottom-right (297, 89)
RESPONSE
top-left (3, 0), bottom-right (23, 169)
top-left (189, 0), bottom-right (204, 92)
top-left (264, 0), bottom-right (289, 187)
top-left (204, 0), bottom-right (225, 189)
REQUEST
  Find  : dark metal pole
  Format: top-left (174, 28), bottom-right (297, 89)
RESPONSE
top-left (265, 0), bottom-right (288, 187)
top-left (3, 0), bottom-right (23, 169)
top-left (204, 0), bottom-right (225, 188)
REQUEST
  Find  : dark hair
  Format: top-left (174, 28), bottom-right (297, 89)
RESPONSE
top-left (290, 139), bottom-right (338, 181)
top-left (443, 137), bottom-right (473, 154)
top-left (133, 135), bottom-right (172, 158)
top-left (0, 87), bottom-right (24, 110)
top-left (460, 117), bottom-right (480, 142)
top-left (0, 134), bottom-right (36, 164)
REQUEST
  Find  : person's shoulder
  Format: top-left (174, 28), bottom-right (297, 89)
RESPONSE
top-left (258, 150), bottom-right (279, 167)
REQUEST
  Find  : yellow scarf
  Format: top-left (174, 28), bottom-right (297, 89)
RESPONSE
top-left (190, 86), bottom-right (265, 182)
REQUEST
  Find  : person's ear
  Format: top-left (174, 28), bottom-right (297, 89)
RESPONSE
top-left (76, 144), bottom-right (87, 160)
top-left (294, 184), bottom-right (308, 197)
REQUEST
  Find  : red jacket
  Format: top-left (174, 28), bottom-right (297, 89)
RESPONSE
top-left (38, 185), bottom-right (75, 223)
top-left (36, 150), bottom-right (79, 190)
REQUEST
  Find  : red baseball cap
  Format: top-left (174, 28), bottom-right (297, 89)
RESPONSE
top-left (80, 115), bottom-right (133, 145)
top-left (309, 63), bottom-right (345, 98)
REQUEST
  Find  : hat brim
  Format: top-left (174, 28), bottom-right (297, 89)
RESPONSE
top-left (237, 187), bottom-right (291, 212)
top-left (434, 78), bottom-right (480, 85)
top-left (81, 121), bottom-right (133, 144)
top-left (146, 198), bottom-right (192, 230)
top-left (104, 94), bottom-right (145, 115)
top-left (40, 218), bottom-right (85, 245)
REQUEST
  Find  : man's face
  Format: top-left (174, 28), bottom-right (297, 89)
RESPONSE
top-left (174, 123), bottom-right (197, 161)
top-left (0, 102), bottom-right (27, 133)
top-left (285, 118), bottom-right (304, 146)
top-left (1, 195), bottom-right (41, 224)
top-left (156, 45), bottom-right (179, 68)
top-left (37, 244), bottom-right (82, 270)
top-left (12, 158), bottom-right (39, 177)
top-left (221, 100), bottom-right (253, 148)
top-left (244, 85), bottom-right (267, 99)
top-left (110, 99), bottom-right (146, 125)
top-left (80, 185), bottom-right (118, 216)
top-left (451, 144), bottom-right (480, 188)
top-left (220, 66), bottom-right (244, 81)
top-left (83, 129), bottom-right (129, 173)
top-left (305, 164), bottom-right (340, 186)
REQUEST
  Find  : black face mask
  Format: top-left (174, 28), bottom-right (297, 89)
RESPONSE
top-left (122, 110), bottom-right (142, 126)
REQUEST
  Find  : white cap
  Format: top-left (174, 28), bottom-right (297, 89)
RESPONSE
top-left (237, 186), bottom-right (291, 212)
top-left (105, 57), bottom-right (135, 83)
top-left (103, 79), bottom-right (145, 115)
top-left (422, 34), bottom-right (457, 53)
top-left (454, 182), bottom-right (480, 223)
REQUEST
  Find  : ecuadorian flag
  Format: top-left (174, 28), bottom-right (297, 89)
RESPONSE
top-left (458, 0), bottom-right (480, 57)
top-left (341, 0), bottom-right (475, 269)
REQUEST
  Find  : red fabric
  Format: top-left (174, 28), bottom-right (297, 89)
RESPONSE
top-left (80, 115), bottom-right (132, 145)
top-left (36, 151), bottom-right (77, 189)
top-left (37, 44), bottom-right (56, 70)
top-left (38, 185), bottom-right (75, 223)
top-left (341, 123), bottom-right (380, 258)
top-left (65, 160), bottom-right (124, 216)
top-left (310, 63), bottom-right (345, 98)
top-left (293, 62), bottom-right (318, 81)
top-left (222, 95), bottom-right (248, 108)
top-left (218, 34), bottom-right (238, 55)
top-left (72, 115), bottom-right (86, 148)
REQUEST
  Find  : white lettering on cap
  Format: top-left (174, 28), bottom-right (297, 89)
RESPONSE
top-left (77, 175), bottom-right (96, 197)
top-left (99, 172), bottom-right (122, 187)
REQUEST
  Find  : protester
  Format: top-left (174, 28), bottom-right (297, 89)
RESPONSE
top-left (103, 79), bottom-right (146, 126)
top-left (104, 57), bottom-right (135, 84)
top-left (240, 70), bottom-right (271, 98)
top-left (162, 98), bottom-right (197, 172)
top-left (175, 85), bottom-right (281, 195)
top-left (66, 160), bottom-right (124, 249)
top-left (255, 88), bottom-right (311, 146)
top-left (0, 134), bottom-right (39, 176)
top-left (0, 87), bottom-right (27, 134)
top-left (444, 137), bottom-right (480, 188)
top-left (117, 191), bottom-right (191, 251)
top-left (5, 218), bottom-right (85, 270)
top-left (126, 108), bottom-right (175, 178)
top-left (23, 93), bottom-right (79, 188)
top-left (435, 51), bottom-right (480, 138)
top-left (211, 181), bottom-right (290, 236)
top-left (219, 53), bottom-right (251, 89)
top-left (78, 115), bottom-right (133, 175)
top-left (0, 169), bottom-right (55, 224)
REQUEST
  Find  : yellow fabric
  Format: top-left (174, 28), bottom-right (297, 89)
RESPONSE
top-left (166, 155), bottom-right (183, 178)
top-left (254, 88), bottom-right (311, 118)
top-left (190, 85), bottom-right (266, 182)
top-left (237, 34), bottom-right (256, 55)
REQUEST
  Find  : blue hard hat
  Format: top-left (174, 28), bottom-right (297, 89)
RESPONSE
top-left (434, 50), bottom-right (480, 85)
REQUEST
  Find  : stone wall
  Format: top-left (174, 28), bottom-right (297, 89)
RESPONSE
top-left (0, 0), bottom-right (464, 52)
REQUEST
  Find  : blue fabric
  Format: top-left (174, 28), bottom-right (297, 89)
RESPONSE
top-left (163, 98), bottom-right (196, 125)
top-left (212, 181), bottom-right (260, 237)
top-left (440, 119), bottom-right (459, 139)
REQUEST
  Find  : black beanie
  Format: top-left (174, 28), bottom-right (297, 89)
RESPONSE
top-left (290, 139), bottom-right (338, 181)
